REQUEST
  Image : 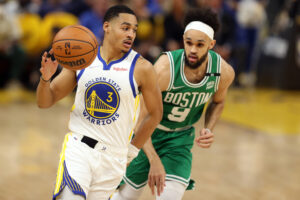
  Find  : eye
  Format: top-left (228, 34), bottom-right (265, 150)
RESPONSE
top-left (122, 26), bottom-right (129, 31)
top-left (197, 43), bottom-right (204, 47)
top-left (186, 41), bottom-right (192, 46)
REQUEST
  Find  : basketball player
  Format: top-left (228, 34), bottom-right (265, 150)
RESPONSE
top-left (36, 5), bottom-right (162, 200)
top-left (110, 7), bottom-right (235, 200)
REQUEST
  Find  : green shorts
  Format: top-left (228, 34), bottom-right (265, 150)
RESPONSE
top-left (122, 127), bottom-right (195, 190)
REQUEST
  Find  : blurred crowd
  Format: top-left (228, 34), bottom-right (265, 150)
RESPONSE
top-left (0, 0), bottom-right (299, 90)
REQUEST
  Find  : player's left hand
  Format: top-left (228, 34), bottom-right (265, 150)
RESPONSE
top-left (148, 157), bottom-right (166, 196)
top-left (195, 128), bottom-right (214, 148)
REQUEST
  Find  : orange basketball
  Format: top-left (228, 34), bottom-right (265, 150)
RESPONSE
top-left (52, 25), bottom-right (98, 70)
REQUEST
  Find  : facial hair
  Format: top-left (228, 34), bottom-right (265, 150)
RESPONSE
top-left (184, 49), bottom-right (208, 69)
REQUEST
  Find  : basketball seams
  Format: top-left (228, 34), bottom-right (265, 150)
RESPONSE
top-left (52, 38), bottom-right (95, 56)
top-left (53, 38), bottom-right (93, 45)
top-left (53, 47), bottom-right (96, 58)
top-left (52, 25), bottom-right (98, 70)
top-left (54, 47), bottom-right (97, 70)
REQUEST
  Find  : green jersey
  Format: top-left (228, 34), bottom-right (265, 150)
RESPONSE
top-left (121, 49), bottom-right (221, 189)
top-left (159, 49), bottom-right (221, 130)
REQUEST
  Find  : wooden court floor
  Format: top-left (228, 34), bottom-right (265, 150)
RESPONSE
top-left (0, 88), bottom-right (299, 200)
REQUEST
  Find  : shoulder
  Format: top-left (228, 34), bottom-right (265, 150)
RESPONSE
top-left (154, 54), bottom-right (170, 77)
top-left (134, 56), bottom-right (154, 86)
top-left (134, 56), bottom-right (153, 76)
top-left (219, 58), bottom-right (235, 88)
top-left (135, 56), bottom-right (153, 70)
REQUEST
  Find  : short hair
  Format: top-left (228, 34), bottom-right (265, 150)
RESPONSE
top-left (103, 5), bottom-right (136, 22)
top-left (184, 7), bottom-right (220, 33)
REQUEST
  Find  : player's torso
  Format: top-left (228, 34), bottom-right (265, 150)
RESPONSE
top-left (159, 49), bottom-right (221, 130)
top-left (69, 48), bottom-right (140, 148)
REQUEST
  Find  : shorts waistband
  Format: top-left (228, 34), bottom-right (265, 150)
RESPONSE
top-left (157, 124), bottom-right (192, 132)
top-left (71, 132), bottom-right (128, 157)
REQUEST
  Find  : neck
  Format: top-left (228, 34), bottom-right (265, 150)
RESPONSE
top-left (101, 38), bottom-right (125, 63)
top-left (184, 58), bottom-right (208, 84)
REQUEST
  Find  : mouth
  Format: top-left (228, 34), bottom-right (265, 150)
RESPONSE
top-left (188, 55), bottom-right (198, 63)
top-left (123, 40), bottom-right (132, 48)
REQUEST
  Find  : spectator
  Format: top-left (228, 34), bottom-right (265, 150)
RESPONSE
top-left (79, 0), bottom-right (109, 43)
top-left (0, 2), bottom-right (26, 89)
top-left (163, 0), bottom-right (187, 51)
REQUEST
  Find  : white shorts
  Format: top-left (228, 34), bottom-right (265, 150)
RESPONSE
top-left (53, 132), bottom-right (128, 200)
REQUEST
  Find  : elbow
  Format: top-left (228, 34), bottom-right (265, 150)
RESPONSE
top-left (37, 101), bottom-right (52, 109)
top-left (37, 104), bottom-right (50, 109)
top-left (148, 104), bottom-right (163, 125)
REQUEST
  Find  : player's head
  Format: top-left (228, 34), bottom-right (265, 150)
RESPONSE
top-left (103, 5), bottom-right (137, 53)
top-left (183, 7), bottom-right (220, 69)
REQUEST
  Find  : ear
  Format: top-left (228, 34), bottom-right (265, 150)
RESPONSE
top-left (209, 39), bottom-right (216, 49)
top-left (103, 21), bottom-right (109, 33)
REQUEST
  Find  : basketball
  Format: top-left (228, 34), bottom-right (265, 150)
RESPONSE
top-left (52, 25), bottom-right (98, 70)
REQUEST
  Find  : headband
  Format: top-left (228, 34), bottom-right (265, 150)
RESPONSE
top-left (184, 21), bottom-right (214, 40)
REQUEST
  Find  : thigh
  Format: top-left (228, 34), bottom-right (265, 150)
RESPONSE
top-left (161, 147), bottom-right (192, 186)
top-left (122, 150), bottom-right (150, 190)
top-left (88, 150), bottom-right (127, 200)
top-left (53, 133), bottom-right (93, 199)
top-left (153, 129), bottom-right (194, 187)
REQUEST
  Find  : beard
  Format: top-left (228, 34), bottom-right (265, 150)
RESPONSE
top-left (184, 49), bottom-right (208, 69)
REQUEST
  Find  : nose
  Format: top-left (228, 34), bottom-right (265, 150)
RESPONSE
top-left (127, 29), bottom-right (135, 39)
top-left (190, 45), bottom-right (197, 53)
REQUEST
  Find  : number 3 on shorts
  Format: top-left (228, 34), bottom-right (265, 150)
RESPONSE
top-left (168, 107), bottom-right (191, 122)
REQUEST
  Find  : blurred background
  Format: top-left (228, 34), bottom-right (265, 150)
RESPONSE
top-left (0, 0), bottom-right (299, 200)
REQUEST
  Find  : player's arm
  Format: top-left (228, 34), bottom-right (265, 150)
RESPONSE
top-left (131, 57), bottom-right (163, 149)
top-left (195, 58), bottom-right (235, 148)
top-left (136, 54), bottom-right (170, 196)
top-left (135, 95), bottom-right (165, 196)
top-left (37, 50), bottom-right (77, 108)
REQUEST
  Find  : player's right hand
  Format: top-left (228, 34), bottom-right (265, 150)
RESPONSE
top-left (148, 157), bottom-right (166, 196)
top-left (40, 49), bottom-right (58, 81)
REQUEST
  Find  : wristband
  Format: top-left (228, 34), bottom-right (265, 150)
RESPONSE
top-left (205, 128), bottom-right (211, 133)
top-left (40, 76), bottom-right (51, 82)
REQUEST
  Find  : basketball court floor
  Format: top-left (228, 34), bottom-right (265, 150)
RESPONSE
top-left (0, 88), bottom-right (299, 200)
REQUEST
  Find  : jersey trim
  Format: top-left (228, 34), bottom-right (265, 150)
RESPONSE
top-left (180, 53), bottom-right (211, 88)
top-left (97, 47), bottom-right (132, 70)
top-left (53, 133), bottom-right (86, 200)
top-left (77, 69), bottom-right (85, 82)
top-left (165, 174), bottom-right (190, 186)
top-left (214, 54), bottom-right (221, 92)
top-left (53, 161), bottom-right (86, 200)
top-left (123, 175), bottom-right (148, 190)
top-left (54, 133), bottom-right (70, 195)
top-left (129, 53), bottom-right (140, 98)
top-left (128, 95), bottom-right (140, 142)
top-left (166, 52), bottom-right (175, 91)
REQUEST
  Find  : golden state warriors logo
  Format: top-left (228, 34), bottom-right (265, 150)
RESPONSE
top-left (85, 82), bottom-right (120, 119)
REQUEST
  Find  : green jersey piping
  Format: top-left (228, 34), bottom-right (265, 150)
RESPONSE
top-left (166, 51), bottom-right (175, 91)
top-left (123, 175), bottom-right (148, 189)
top-left (214, 53), bottom-right (221, 92)
top-left (165, 174), bottom-right (190, 186)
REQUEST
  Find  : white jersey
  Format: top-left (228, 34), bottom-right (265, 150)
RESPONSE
top-left (69, 48), bottom-right (140, 148)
